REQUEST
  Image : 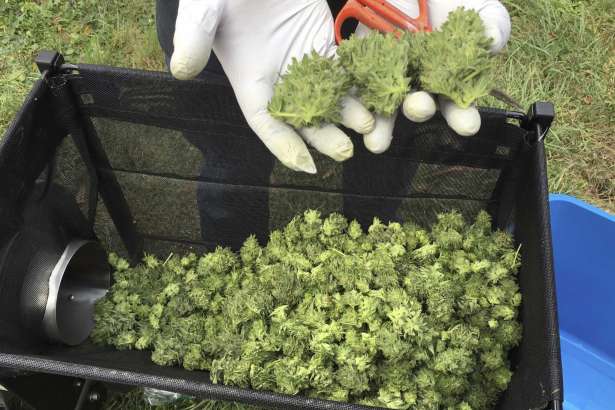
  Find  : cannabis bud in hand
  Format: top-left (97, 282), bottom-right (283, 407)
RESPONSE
top-left (268, 51), bottom-right (352, 128)
top-left (409, 7), bottom-right (495, 108)
top-left (338, 32), bottom-right (413, 117)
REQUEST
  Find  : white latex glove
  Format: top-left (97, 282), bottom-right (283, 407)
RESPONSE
top-left (170, 0), bottom-right (376, 173)
top-left (353, 0), bottom-right (511, 149)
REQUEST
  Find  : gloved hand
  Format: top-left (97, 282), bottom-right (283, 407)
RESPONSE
top-left (352, 0), bottom-right (511, 153)
top-left (169, 0), bottom-right (377, 174)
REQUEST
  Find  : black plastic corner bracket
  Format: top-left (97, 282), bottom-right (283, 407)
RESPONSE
top-left (35, 50), bottom-right (65, 77)
top-left (527, 101), bottom-right (555, 130)
top-left (522, 101), bottom-right (555, 143)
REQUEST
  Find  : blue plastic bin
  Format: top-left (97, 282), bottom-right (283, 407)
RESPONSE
top-left (550, 194), bottom-right (615, 410)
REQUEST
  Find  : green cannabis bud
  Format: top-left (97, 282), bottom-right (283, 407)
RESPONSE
top-left (409, 7), bottom-right (495, 108)
top-left (94, 210), bottom-right (522, 409)
top-left (338, 31), bottom-right (412, 116)
top-left (268, 51), bottom-right (351, 128)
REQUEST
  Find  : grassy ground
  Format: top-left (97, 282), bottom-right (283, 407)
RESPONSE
top-left (494, 0), bottom-right (615, 212)
top-left (1, 0), bottom-right (613, 212)
top-left (0, 0), bottom-right (164, 132)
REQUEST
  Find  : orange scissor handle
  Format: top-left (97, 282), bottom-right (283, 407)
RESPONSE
top-left (335, 0), bottom-right (432, 44)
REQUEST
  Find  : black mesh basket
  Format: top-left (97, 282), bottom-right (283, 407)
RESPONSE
top-left (0, 52), bottom-right (562, 410)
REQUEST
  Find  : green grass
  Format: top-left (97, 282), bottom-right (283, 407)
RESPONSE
top-left (1, 0), bottom-right (613, 212)
top-left (489, 0), bottom-right (615, 211)
top-left (0, 0), bottom-right (163, 133)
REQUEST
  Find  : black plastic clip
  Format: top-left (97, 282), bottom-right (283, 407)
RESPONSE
top-left (522, 101), bottom-right (555, 143)
top-left (35, 50), bottom-right (65, 79)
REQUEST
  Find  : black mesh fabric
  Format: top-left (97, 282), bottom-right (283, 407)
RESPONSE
top-left (0, 64), bottom-right (562, 409)
top-left (0, 80), bottom-right (64, 246)
top-left (497, 142), bottom-right (563, 410)
top-left (53, 135), bottom-right (94, 221)
top-left (0, 80), bottom-right (66, 356)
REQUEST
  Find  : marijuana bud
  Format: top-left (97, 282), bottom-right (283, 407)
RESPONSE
top-left (268, 51), bottom-right (351, 128)
top-left (409, 8), bottom-right (495, 108)
top-left (338, 31), bottom-right (412, 116)
top-left (94, 209), bottom-right (522, 409)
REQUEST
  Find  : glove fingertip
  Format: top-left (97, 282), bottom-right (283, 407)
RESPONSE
top-left (280, 147), bottom-right (318, 174)
top-left (480, 3), bottom-right (512, 54)
top-left (340, 96), bottom-right (376, 134)
top-left (362, 114), bottom-right (397, 154)
top-left (451, 118), bottom-right (481, 137)
top-left (303, 160), bottom-right (318, 174)
top-left (440, 100), bottom-right (482, 137)
top-left (364, 136), bottom-right (391, 154)
top-left (248, 112), bottom-right (318, 174)
top-left (346, 115), bottom-right (375, 135)
top-left (299, 125), bottom-right (354, 163)
top-left (170, 51), bottom-right (211, 80)
top-left (403, 91), bottom-right (437, 123)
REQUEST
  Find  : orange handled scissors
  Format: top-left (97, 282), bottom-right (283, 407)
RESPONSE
top-left (335, 0), bottom-right (432, 44)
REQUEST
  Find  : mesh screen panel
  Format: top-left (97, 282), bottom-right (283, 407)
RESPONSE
top-left (94, 197), bottom-right (129, 258)
top-left (92, 163), bottom-right (490, 251)
top-left (52, 135), bottom-right (94, 220)
top-left (0, 65), bottom-right (562, 410)
top-left (86, 114), bottom-right (505, 252)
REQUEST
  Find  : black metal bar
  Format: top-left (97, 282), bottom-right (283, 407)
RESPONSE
top-left (37, 51), bottom-right (144, 264)
top-left (74, 379), bottom-right (94, 410)
top-left (48, 75), bottom-right (100, 226)
top-left (36, 51), bottom-right (101, 227)
top-left (488, 101), bottom-right (550, 230)
top-left (79, 116), bottom-right (145, 264)
top-left (489, 158), bottom-right (524, 232)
